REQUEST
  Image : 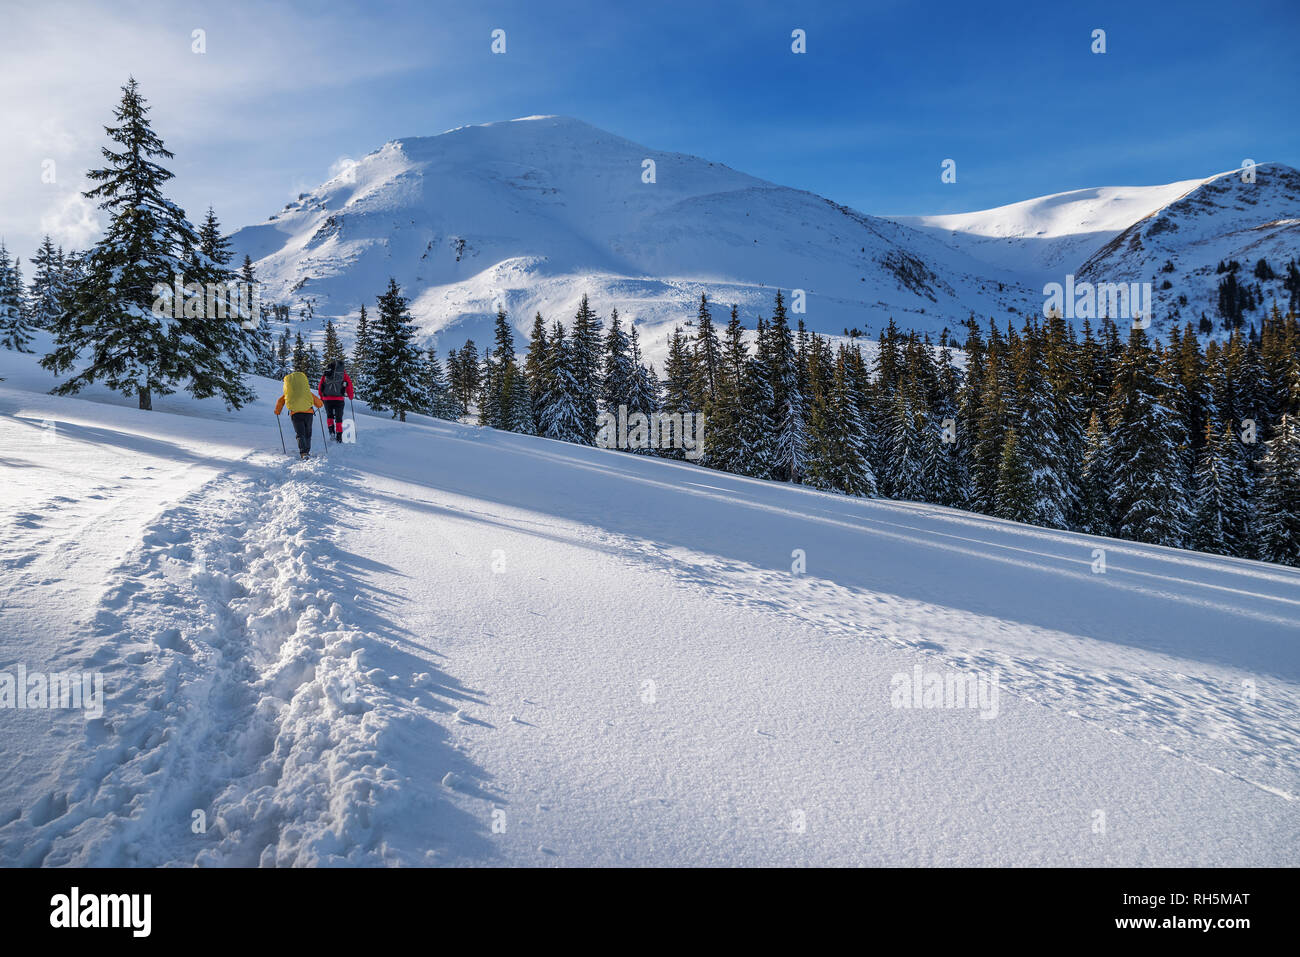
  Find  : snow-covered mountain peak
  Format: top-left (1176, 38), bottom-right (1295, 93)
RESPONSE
top-left (230, 116), bottom-right (1032, 358)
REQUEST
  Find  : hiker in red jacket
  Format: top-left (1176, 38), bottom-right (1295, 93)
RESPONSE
top-left (318, 359), bottom-right (354, 443)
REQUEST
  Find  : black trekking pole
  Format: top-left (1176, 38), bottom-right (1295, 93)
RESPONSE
top-left (317, 411), bottom-right (329, 458)
top-left (276, 413), bottom-right (287, 455)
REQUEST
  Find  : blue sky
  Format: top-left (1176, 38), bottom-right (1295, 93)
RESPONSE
top-left (2, 0), bottom-right (1297, 258)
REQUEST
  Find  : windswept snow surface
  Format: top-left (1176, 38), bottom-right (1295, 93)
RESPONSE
top-left (893, 178), bottom-right (1207, 282)
top-left (1, 347), bottom-right (1298, 866)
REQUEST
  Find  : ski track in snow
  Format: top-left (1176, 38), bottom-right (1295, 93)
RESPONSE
top-left (4, 454), bottom-right (491, 866)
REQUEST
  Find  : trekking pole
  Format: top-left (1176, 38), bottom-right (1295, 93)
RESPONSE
top-left (348, 396), bottom-right (358, 442)
top-left (276, 413), bottom-right (287, 455)
top-left (318, 411), bottom-right (329, 458)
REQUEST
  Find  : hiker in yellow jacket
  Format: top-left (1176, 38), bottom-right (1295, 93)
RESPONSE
top-left (275, 371), bottom-right (324, 459)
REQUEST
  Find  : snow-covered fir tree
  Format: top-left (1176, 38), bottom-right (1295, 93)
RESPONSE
top-left (421, 348), bottom-right (459, 420)
top-left (26, 235), bottom-right (66, 333)
top-left (0, 243), bottom-right (33, 352)
top-left (524, 312), bottom-right (550, 430)
top-left (659, 326), bottom-right (695, 460)
top-left (767, 291), bottom-right (807, 484)
top-left (741, 316), bottom-right (779, 480)
top-left (1103, 329), bottom-right (1192, 548)
top-left (42, 78), bottom-right (250, 409)
top-left (703, 306), bottom-right (750, 473)
top-left (1190, 420), bottom-right (1252, 556)
top-left (1257, 412), bottom-right (1300, 566)
top-left (274, 327), bottom-right (291, 379)
top-left (537, 321), bottom-right (585, 443)
top-left (995, 427), bottom-right (1037, 524)
top-left (1010, 321), bottom-right (1069, 529)
top-left (888, 389), bottom-right (936, 502)
top-left (479, 308), bottom-right (527, 430)
top-left (569, 294), bottom-right (603, 443)
top-left (351, 304), bottom-right (374, 397)
top-left (601, 307), bottom-right (635, 415)
top-left (369, 278), bottom-right (423, 421)
top-left (322, 319), bottom-right (345, 367)
top-left (690, 292), bottom-right (720, 411)
top-left (1075, 410), bottom-right (1112, 536)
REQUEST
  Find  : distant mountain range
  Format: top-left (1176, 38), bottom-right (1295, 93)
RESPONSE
top-left (230, 115), bottom-right (1299, 359)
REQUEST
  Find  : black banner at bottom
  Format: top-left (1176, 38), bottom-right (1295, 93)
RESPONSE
top-left (0, 866), bottom-right (1285, 944)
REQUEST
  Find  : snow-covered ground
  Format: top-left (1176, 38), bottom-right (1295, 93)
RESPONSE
top-left (2, 346), bottom-right (1298, 866)
top-left (893, 177), bottom-right (1207, 283)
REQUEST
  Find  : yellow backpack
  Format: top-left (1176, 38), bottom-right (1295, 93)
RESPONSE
top-left (283, 371), bottom-right (317, 413)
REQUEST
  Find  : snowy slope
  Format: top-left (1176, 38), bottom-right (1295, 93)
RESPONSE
top-left (897, 164), bottom-right (1300, 334)
top-left (1076, 164), bottom-right (1300, 329)
top-left (229, 116), bottom-right (1036, 361)
top-left (2, 347), bottom-right (1298, 866)
top-left (893, 178), bottom-right (1206, 282)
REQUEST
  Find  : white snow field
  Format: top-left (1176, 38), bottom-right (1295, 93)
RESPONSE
top-left (1, 346), bottom-right (1298, 867)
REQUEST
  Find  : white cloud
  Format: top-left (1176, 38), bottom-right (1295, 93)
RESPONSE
top-left (0, 0), bottom-right (448, 257)
top-left (39, 190), bottom-right (101, 251)
top-left (327, 156), bottom-right (360, 185)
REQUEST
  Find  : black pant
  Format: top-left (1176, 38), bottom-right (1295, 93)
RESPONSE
top-left (290, 412), bottom-right (314, 454)
top-left (323, 399), bottom-right (345, 441)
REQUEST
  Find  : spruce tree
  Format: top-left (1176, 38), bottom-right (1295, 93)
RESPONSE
top-left (351, 304), bottom-right (373, 397)
top-left (1191, 421), bottom-right (1252, 556)
top-left (185, 205), bottom-right (256, 400)
top-left (42, 78), bottom-right (248, 409)
top-left (240, 257), bottom-right (275, 376)
top-left (1257, 412), bottom-right (1300, 566)
top-left (971, 327), bottom-right (1011, 513)
top-left (197, 207), bottom-right (233, 269)
top-left (888, 390), bottom-right (936, 502)
top-left (660, 326), bottom-right (695, 460)
top-left (450, 340), bottom-right (481, 416)
top-left (690, 292), bottom-right (721, 411)
top-left (601, 307), bottom-right (635, 415)
top-left (932, 333), bottom-right (967, 509)
top-left (421, 348), bottom-right (459, 420)
top-left (995, 428), bottom-right (1036, 524)
top-left (27, 235), bottom-right (65, 332)
top-left (742, 317), bottom-right (779, 479)
top-left (804, 333), bottom-right (839, 491)
top-left (292, 331), bottom-right (309, 375)
top-left (537, 322), bottom-right (585, 443)
top-left (322, 319), bottom-right (345, 367)
top-left (1076, 410), bottom-right (1112, 536)
top-left (275, 327), bottom-right (291, 379)
top-left (479, 308), bottom-right (521, 430)
top-left (810, 348), bottom-right (877, 496)
top-left (626, 323), bottom-right (661, 453)
top-left (504, 363), bottom-right (536, 435)
top-left (370, 278), bottom-right (423, 421)
top-left (1010, 321), bottom-right (1068, 529)
top-left (768, 291), bottom-right (808, 483)
top-left (704, 306), bottom-right (751, 473)
top-left (1042, 311), bottom-right (1085, 518)
top-left (524, 312), bottom-right (549, 429)
top-left (569, 294), bottom-right (603, 443)
top-left (0, 243), bottom-right (33, 352)
top-left (1103, 329), bottom-right (1192, 547)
